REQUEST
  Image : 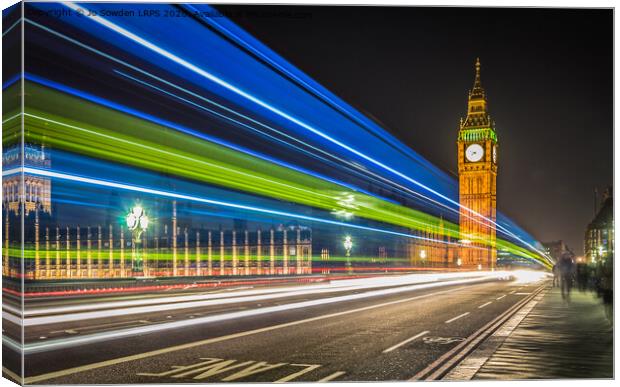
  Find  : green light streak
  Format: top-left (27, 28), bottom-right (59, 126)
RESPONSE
top-left (11, 82), bottom-right (548, 266)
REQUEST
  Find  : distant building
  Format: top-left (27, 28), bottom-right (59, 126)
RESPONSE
top-left (408, 216), bottom-right (457, 268)
top-left (585, 187), bottom-right (614, 263)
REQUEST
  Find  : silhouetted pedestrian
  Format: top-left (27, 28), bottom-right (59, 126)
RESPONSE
top-left (558, 252), bottom-right (575, 302)
top-left (552, 263), bottom-right (559, 287)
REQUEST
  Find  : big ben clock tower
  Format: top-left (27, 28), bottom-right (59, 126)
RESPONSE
top-left (457, 58), bottom-right (498, 269)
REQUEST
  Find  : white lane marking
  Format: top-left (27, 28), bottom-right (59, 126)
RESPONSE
top-left (509, 290), bottom-right (516, 294)
top-left (496, 295), bottom-right (506, 300)
top-left (445, 312), bottom-right (470, 324)
top-left (318, 371), bottom-right (346, 382)
top-left (23, 285), bottom-right (469, 384)
top-left (515, 292), bottom-right (531, 295)
top-left (478, 302), bottom-right (492, 309)
top-left (275, 363), bottom-right (321, 383)
top-left (382, 330), bottom-right (430, 353)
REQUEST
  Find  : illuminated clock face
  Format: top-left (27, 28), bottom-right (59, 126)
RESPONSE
top-left (493, 146), bottom-right (497, 163)
top-left (465, 143), bottom-right (484, 162)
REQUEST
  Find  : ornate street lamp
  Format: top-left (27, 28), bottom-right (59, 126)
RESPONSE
top-left (127, 206), bottom-right (149, 276)
top-left (343, 236), bottom-right (353, 272)
top-left (344, 236), bottom-right (353, 256)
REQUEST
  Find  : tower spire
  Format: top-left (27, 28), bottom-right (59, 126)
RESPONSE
top-left (470, 57), bottom-right (484, 100)
top-left (462, 57), bottom-right (492, 129)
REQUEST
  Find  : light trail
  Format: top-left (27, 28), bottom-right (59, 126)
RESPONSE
top-left (7, 273), bottom-right (506, 354)
top-left (22, 69), bottom-right (473, 237)
top-left (19, 272), bottom-right (495, 325)
top-left (21, 16), bottom-right (550, 262)
top-left (60, 2), bottom-right (549, 261)
top-left (19, 91), bottom-right (464, 240)
top-left (23, 111), bottom-right (341, 205)
top-left (19, 102), bottom-right (546, 262)
top-left (15, 166), bottom-right (464, 247)
top-left (24, 19), bottom-right (415, 208)
top-left (1, 161), bottom-right (547, 265)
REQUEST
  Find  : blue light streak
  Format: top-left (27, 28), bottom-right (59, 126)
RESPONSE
top-left (60, 2), bottom-right (546, 259)
top-left (19, 3), bottom-right (550, 261)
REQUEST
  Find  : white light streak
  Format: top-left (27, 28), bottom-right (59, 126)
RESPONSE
top-left (13, 274), bottom-right (503, 353)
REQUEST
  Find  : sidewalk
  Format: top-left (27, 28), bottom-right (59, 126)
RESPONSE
top-left (448, 284), bottom-right (613, 380)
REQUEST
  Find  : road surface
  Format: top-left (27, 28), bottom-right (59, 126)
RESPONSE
top-left (2, 271), bottom-right (548, 383)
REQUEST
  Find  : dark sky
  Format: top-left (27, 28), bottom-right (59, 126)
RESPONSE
top-left (215, 5), bottom-right (613, 253)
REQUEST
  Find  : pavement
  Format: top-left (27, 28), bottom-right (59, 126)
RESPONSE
top-left (446, 284), bottom-right (614, 380)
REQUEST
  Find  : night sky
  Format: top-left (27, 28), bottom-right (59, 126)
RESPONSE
top-left (215, 5), bottom-right (613, 254)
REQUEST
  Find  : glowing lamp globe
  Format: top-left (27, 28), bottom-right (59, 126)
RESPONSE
top-left (132, 206), bottom-right (143, 217)
top-left (139, 215), bottom-right (149, 230)
top-left (126, 213), bottom-right (138, 230)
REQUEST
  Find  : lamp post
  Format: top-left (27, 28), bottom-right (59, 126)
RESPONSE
top-left (126, 206), bottom-right (149, 277)
top-left (343, 236), bottom-right (353, 272)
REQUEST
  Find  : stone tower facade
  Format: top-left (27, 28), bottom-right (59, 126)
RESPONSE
top-left (457, 59), bottom-right (498, 269)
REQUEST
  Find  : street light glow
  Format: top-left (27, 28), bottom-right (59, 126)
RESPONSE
top-left (127, 206), bottom-right (148, 231)
top-left (344, 236), bottom-right (353, 257)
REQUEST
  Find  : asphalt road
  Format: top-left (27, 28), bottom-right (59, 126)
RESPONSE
top-left (2, 273), bottom-right (548, 384)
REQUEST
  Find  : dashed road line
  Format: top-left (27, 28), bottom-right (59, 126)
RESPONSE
top-left (318, 371), bottom-right (346, 382)
top-left (496, 295), bottom-right (506, 300)
top-left (275, 363), bottom-right (321, 383)
top-left (382, 330), bottom-right (430, 353)
top-left (445, 312), bottom-right (470, 324)
top-left (478, 302), bottom-right (492, 309)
